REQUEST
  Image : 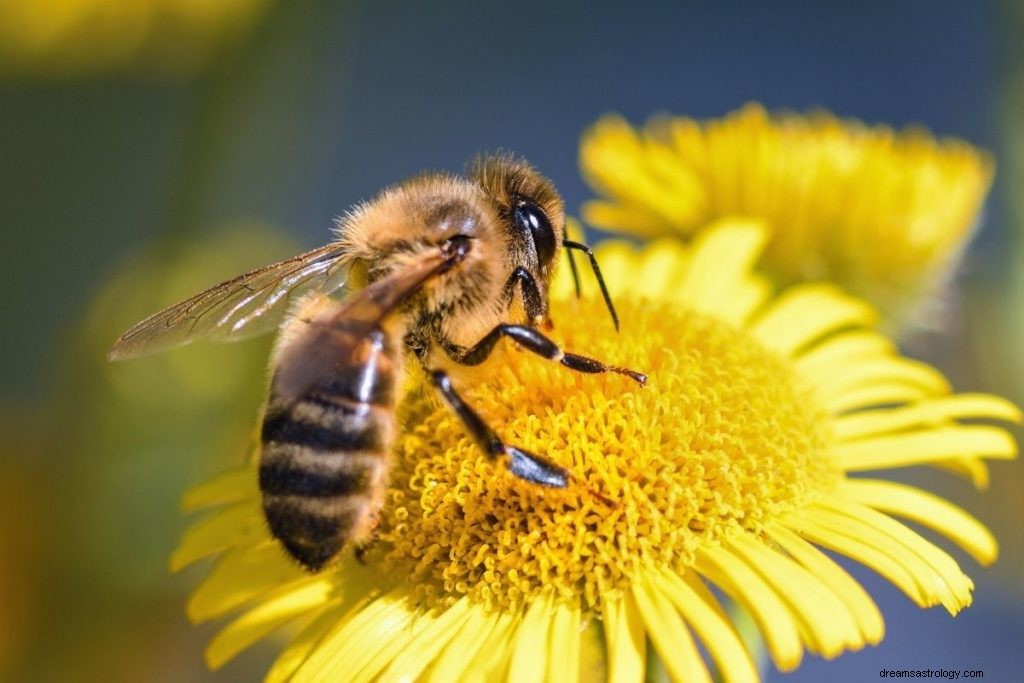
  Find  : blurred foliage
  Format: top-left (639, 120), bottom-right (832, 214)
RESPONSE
top-left (0, 0), bottom-right (272, 78)
top-left (5, 226), bottom-right (295, 681)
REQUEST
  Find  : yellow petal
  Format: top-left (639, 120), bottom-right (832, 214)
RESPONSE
top-left (726, 534), bottom-right (863, 657)
top-left (187, 542), bottom-right (305, 622)
top-left (654, 569), bottom-right (758, 683)
top-left (750, 284), bottom-right (877, 356)
top-left (810, 358), bottom-right (950, 403)
top-left (378, 601), bottom-right (474, 683)
top-left (784, 513), bottom-right (931, 608)
top-left (634, 238), bottom-right (692, 300)
top-left (839, 479), bottom-right (998, 564)
top-left (181, 467), bottom-right (256, 512)
top-left (582, 201), bottom-right (668, 238)
top-left (632, 575), bottom-right (711, 683)
top-left (676, 218), bottom-right (768, 317)
top-left (834, 394), bottom-right (1022, 441)
top-left (794, 331), bottom-right (894, 377)
top-left (833, 425), bottom-right (1017, 471)
top-left (714, 276), bottom-right (773, 327)
top-left (930, 457), bottom-right (989, 489)
top-left (825, 383), bottom-right (932, 414)
top-left (266, 602), bottom-right (351, 683)
top-left (695, 545), bottom-right (803, 671)
top-left (206, 576), bottom-right (340, 670)
top-left (766, 524), bottom-right (884, 644)
top-left (800, 505), bottom-right (968, 615)
top-left (814, 499), bottom-right (974, 613)
top-left (602, 593), bottom-right (646, 683)
top-left (422, 604), bottom-right (499, 683)
top-left (170, 501), bottom-right (265, 572)
top-left (460, 610), bottom-right (518, 682)
top-left (546, 601), bottom-right (581, 683)
top-left (292, 587), bottom-right (416, 683)
top-left (507, 594), bottom-right (555, 683)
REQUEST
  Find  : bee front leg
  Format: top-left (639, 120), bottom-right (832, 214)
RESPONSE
top-left (446, 324), bottom-right (647, 386)
top-left (428, 370), bottom-right (569, 488)
top-left (504, 267), bottom-right (547, 327)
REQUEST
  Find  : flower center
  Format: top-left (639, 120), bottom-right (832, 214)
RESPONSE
top-left (378, 295), bottom-right (838, 612)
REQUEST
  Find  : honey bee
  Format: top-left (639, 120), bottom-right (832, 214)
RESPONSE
top-left (110, 154), bottom-right (645, 571)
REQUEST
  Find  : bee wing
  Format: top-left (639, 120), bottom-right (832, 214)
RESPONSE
top-left (109, 243), bottom-right (353, 360)
top-left (273, 247), bottom-right (456, 401)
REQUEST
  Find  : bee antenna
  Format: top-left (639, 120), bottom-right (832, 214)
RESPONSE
top-left (564, 240), bottom-right (619, 332)
top-left (564, 243), bottom-right (582, 298)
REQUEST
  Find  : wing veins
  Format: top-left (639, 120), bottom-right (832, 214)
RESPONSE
top-left (110, 243), bottom-right (352, 360)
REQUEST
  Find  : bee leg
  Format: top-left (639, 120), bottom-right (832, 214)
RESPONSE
top-left (448, 324), bottom-right (647, 386)
top-left (428, 369), bottom-right (569, 488)
top-left (504, 267), bottom-right (547, 327)
top-left (354, 532), bottom-right (378, 565)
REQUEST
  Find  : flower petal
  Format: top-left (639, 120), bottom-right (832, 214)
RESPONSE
top-left (816, 499), bottom-right (975, 601)
top-left (839, 479), bottom-right (998, 564)
top-left (803, 503), bottom-right (972, 615)
top-left (632, 575), bottom-right (711, 683)
top-left (930, 457), bottom-right (989, 489)
top-left (833, 425), bottom-right (1017, 471)
top-left (206, 577), bottom-right (342, 670)
top-left (266, 602), bottom-right (351, 683)
top-left (766, 524), bottom-right (884, 644)
top-left (181, 466), bottom-right (256, 512)
top-left (824, 383), bottom-right (933, 414)
top-left (170, 501), bottom-right (264, 572)
top-left (676, 219), bottom-right (769, 318)
top-left (187, 542), bottom-right (305, 622)
top-left (833, 394), bottom-right (1022, 441)
top-left (507, 594), bottom-right (555, 683)
top-left (726, 534), bottom-right (863, 657)
top-left (461, 610), bottom-right (518, 681)
top-left (546, 600), bottom-right (581, 683)
top-left (422, 604), bottom-right (501, 683)
top-left (654, 569), bottom-right (758, 682)
top-left (695, 545), bottom-right (803, 671)
top-left (794, 331), bottom-right (894, 377)
top-left (784, 513), bottom-right (932, 608)
top-left (602, 593), bottom-right (646, 683)
top-left (292, 588), bottom-right (417, 682)
top-left (809, 358), bottom-right (950, 404)
top-left (750, 284), bottom-right (877, 356)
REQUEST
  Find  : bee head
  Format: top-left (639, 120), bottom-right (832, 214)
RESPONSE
top-left (468, 153), bottom-right (565, 286)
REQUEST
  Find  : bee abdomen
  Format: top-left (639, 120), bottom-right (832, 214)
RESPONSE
top-left (259, 391), bottom-right (395, 571)
top-left (262, 493), bottom-right (377, 571)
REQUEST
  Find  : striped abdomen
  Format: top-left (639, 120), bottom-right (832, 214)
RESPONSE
top-left (260, 326), bottom-right (399, 571)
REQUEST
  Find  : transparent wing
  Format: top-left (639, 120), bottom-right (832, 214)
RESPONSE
top-left (109, 243), bottom-right (353, 360)
top-left (273, 246), bottom-right (455, 401)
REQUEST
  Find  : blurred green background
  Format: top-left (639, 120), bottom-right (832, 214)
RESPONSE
top-left (1, 1), bottom-right (1021, 681)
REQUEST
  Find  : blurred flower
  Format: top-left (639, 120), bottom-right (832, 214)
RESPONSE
top-left (17, 225), bottom-right (296, 681)
top-left (580, 103), bottom-right (994, 327)
top-left (174, 221), bottom-right (1017, 681)
top-left (0, 0), bottom-right (271, 77)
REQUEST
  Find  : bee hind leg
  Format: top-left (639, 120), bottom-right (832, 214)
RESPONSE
top-left (353, 523), bottom-right (380, 565)
top-left (428, 369), bottom-right (569, 489)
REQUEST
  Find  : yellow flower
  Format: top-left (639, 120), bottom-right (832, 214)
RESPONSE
top-left (173, 221), bottom-right (1017, 682)
top-left (580, 103), bottom-right (994, 326)
top-left (0, 0), bottom-right (270, 76)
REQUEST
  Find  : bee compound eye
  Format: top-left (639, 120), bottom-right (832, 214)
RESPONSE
top-left (512, 200), bottom-right (556, 267)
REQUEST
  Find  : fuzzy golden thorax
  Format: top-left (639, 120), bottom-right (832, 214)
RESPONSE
top-left (335, 155), bottom-right (566, 350)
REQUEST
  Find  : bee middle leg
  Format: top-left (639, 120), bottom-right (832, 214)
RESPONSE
top-left (428, 369), bottom-right (569, 488)
top-left (446, 324), bottom-right (647, 386)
